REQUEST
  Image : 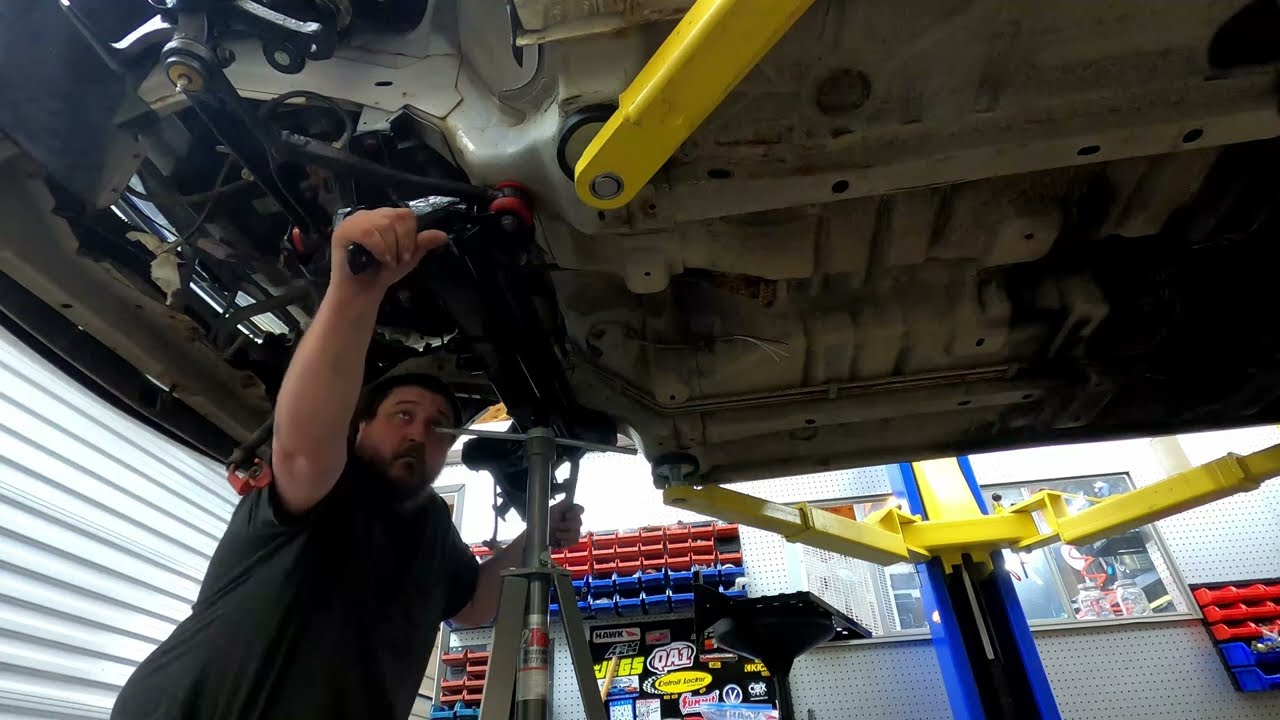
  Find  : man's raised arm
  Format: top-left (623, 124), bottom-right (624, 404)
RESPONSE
top-left (270, 208), bottom-right (447, 515)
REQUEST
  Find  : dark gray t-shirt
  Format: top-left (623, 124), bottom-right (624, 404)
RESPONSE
top-left (111, 455), bottom-right (479, 720)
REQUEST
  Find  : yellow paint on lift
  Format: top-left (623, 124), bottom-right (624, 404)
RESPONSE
top-left (662, 444), bottom-right (1280, 568)
top-left (574, 0), bottom-right (817, 209)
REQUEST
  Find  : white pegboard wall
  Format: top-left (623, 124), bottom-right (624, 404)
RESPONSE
top-left (732, 464), bottom-right (894, 504)
top-left (1035, 620), bottom-right (1280, 719)
top-left (789, 641), bottom-right (951, 720)
top-left (740, 525), bottom-right (801, 597)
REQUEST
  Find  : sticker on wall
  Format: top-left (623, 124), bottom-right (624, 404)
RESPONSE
top-left (605, 641), bottom-right (640, 658)
top-left (651, 670), bottom-right (712, 694)
top-left (644, 629), bottom-right (671, 645)
top-left (724, 684), bottom-right (744, 704)
top-left (679, 690), bottom-right (720, 714)
top-left (593, 627), bottom-right (641, 643)
top-left (748, 680), bottom-right (770, 699)
top-left (647, 642), bottom-right (696, 674)
top-left (634, 698), bottom-right (660, 720)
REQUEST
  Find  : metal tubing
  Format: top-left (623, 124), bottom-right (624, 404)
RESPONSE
top-left (515, 428), bottom-right (555, 720)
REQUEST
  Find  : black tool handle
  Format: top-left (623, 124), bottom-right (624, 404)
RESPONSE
top-left (345, 243), bottom-right (379, 275)
top-left (344, 209), bottom-right (445, 275)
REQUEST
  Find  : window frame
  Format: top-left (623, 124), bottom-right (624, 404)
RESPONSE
top-left (799, 472), bottom-right (1196, 644)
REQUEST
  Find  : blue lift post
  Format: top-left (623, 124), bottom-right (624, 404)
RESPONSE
top-left (887, 461), bottom-right (1061, 720)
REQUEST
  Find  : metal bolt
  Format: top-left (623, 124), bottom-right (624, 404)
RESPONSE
top-left (589, 173), bottom-right (623, 200)
top-left (273, 49), bottom-right (292, 67)
top-left (174, 73), bottom-right (192, 91)
top-left (215, 45), bottom-right (236, 68)
top-left (240, 168), bottom-right (254, 182)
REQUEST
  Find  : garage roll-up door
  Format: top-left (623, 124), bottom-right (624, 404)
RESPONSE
top-left (0, 325), bottom-right (232, 718)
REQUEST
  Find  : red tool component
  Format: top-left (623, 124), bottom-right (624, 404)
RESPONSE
top-left (487, 181), bottom-right (534, 227)
top-left (226, 459), bottom-right (272, 496)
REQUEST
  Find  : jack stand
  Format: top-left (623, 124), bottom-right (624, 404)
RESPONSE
top-left (478, 428), bottom-right (610, 720)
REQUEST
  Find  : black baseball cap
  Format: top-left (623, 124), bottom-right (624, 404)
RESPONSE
top-left (355, 362), bottom-right (464, 428)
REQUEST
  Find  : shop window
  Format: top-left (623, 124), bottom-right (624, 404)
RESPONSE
top-left (797, 475), bottom-right (1189, 637)
top-left (978, 473), bottom-right (1189, 624)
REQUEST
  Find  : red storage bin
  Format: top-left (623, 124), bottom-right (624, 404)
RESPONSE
top-left (718, 551), bottom-right (743, 566)
top-left (594, 560), bottom-right (617, 576)
top-left (567, 561), bottom-right (591, 580)
top-left (469, 651), bottom-right (490, 664)
top-left (464, 690), bottom-right (484, 703)
top-left (1210, 622), bottom-right (1273, 642)
top-left (641, 527), bottom-right (665, 543)
top-left (692, 551), bottom-right (716, 568)
top-left (642, 556), bottom-right (667, 572)
top-left (641, 541), bottom-right (666, 559)
top-left (466, 662), bottom-right (488, 678)
top-left (566, 548), bottom-right (590, 564)
top-left (716, 523), bottom-right (740, 540)
top-left (666, 526), bottom-right (691, 543)
top-left (615, 544), bottom-right (641, 562)
top-left (1204, 602), bottom-right (1280, 623)
top-left (566, 538), bottom-right (591, 552)
top-left (690, 540), bottom-right (715, 554)
top-left (616, 559), bottom-right (642, 575)
top-left (464, 678), bottom-right (486, 691)
top-left (593, 548), bottom-right (617, 563)
top-left (667, 553), bottom-right (693, 571)
top-left (689, 524), bottom-right (715, 542)
top-left (617, 529), bottom-right (641, 544)
top-left (441, 679), bottom-right (466, 693)
top-left (439, 692), bottom-right (465, 704)
top-left (442, 651), bottom-right (468, 667)
top-left (593, 531), bottom-right (618, 549)
top-left (667, 541), bottom-right (691, 556)
top-left (1194, 584), bottom-right (1280, 607)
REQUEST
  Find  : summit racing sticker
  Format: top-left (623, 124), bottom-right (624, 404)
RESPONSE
top-left (592, 627), bottom-right (641, 643)
top-left (646, 641), bottom-right (696, 674)
top-left (678, 690), bottom-right (720, 714)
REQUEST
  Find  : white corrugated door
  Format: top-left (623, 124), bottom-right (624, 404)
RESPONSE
top-left (0, 325), bottom-right (233, 718)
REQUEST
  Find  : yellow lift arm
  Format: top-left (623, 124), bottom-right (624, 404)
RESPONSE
top-left (573, 0), bottom-right (816, 209)
top-left (664, 444), bottom-right (1280, 567)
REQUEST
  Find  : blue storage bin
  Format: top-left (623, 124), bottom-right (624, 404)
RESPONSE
top-left (644, 591), bottom-right (671, 614)
top-left (1220, 642), bottom-right (1280, 668)
top-left (718, 565), bottom-right (746, 585)
top-left (724, 589), bottom-right (748, 599)
top-left (640, 570), bottom-right (667, 591)
top-left (592, 596), bottom-right (618, 617)
top-left (615, 572), bottom-right (641, 599)
top-left (699, 568), bottom-right (721, 586)
top-left (428, 704), bottom-right (454, 719)
top-left (453, 704), bottom-right (479, 720)
top-left (670, 591), bottom-right (695, 610)
top-left (617, 596), bottom-right (644, 616)
top-left (669, 570), bottom-right (693, 590)
top-left (1233, 666), bottom-right (1280, 692)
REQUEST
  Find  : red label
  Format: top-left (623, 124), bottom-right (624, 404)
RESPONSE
top-left (678, 690), bottom-right (719, 714)
top-left (523, 627), bottom-right (550, 649)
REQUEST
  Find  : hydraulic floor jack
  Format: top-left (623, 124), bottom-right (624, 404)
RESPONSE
top-left (441, 426), bottom-right (635, 720)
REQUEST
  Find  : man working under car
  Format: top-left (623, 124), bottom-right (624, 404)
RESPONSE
top-left (112, 208), bottom-right (585, 720)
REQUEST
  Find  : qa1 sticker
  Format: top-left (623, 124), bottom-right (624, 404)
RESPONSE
top-left (723, 684), bottom-right (743, 704)
top-left (647, 641), bottom-right (696, 674)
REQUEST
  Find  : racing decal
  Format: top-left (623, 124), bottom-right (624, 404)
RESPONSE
top-left (678, 690), bottom-right (720, 714)
top-left (605, 641), bottom-right (640, 658)
top-left (723, 684), bottom-right (744, 704)
top-left (651, 670), bottom-right (712, 694)
top-left (588, 619), bottom-right (775, 717)
top-left (595, 656), bottom-right (644, 678)
top-left (644, 629), bottom-right (671, 645)
top-left (646, 641), bottom-right (696, 674)
top-left (592, 627), bottom-right (641, 643)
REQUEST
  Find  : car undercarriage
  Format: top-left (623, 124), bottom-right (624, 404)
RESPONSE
top-left (2, 0), bottom-right (1280, 502)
